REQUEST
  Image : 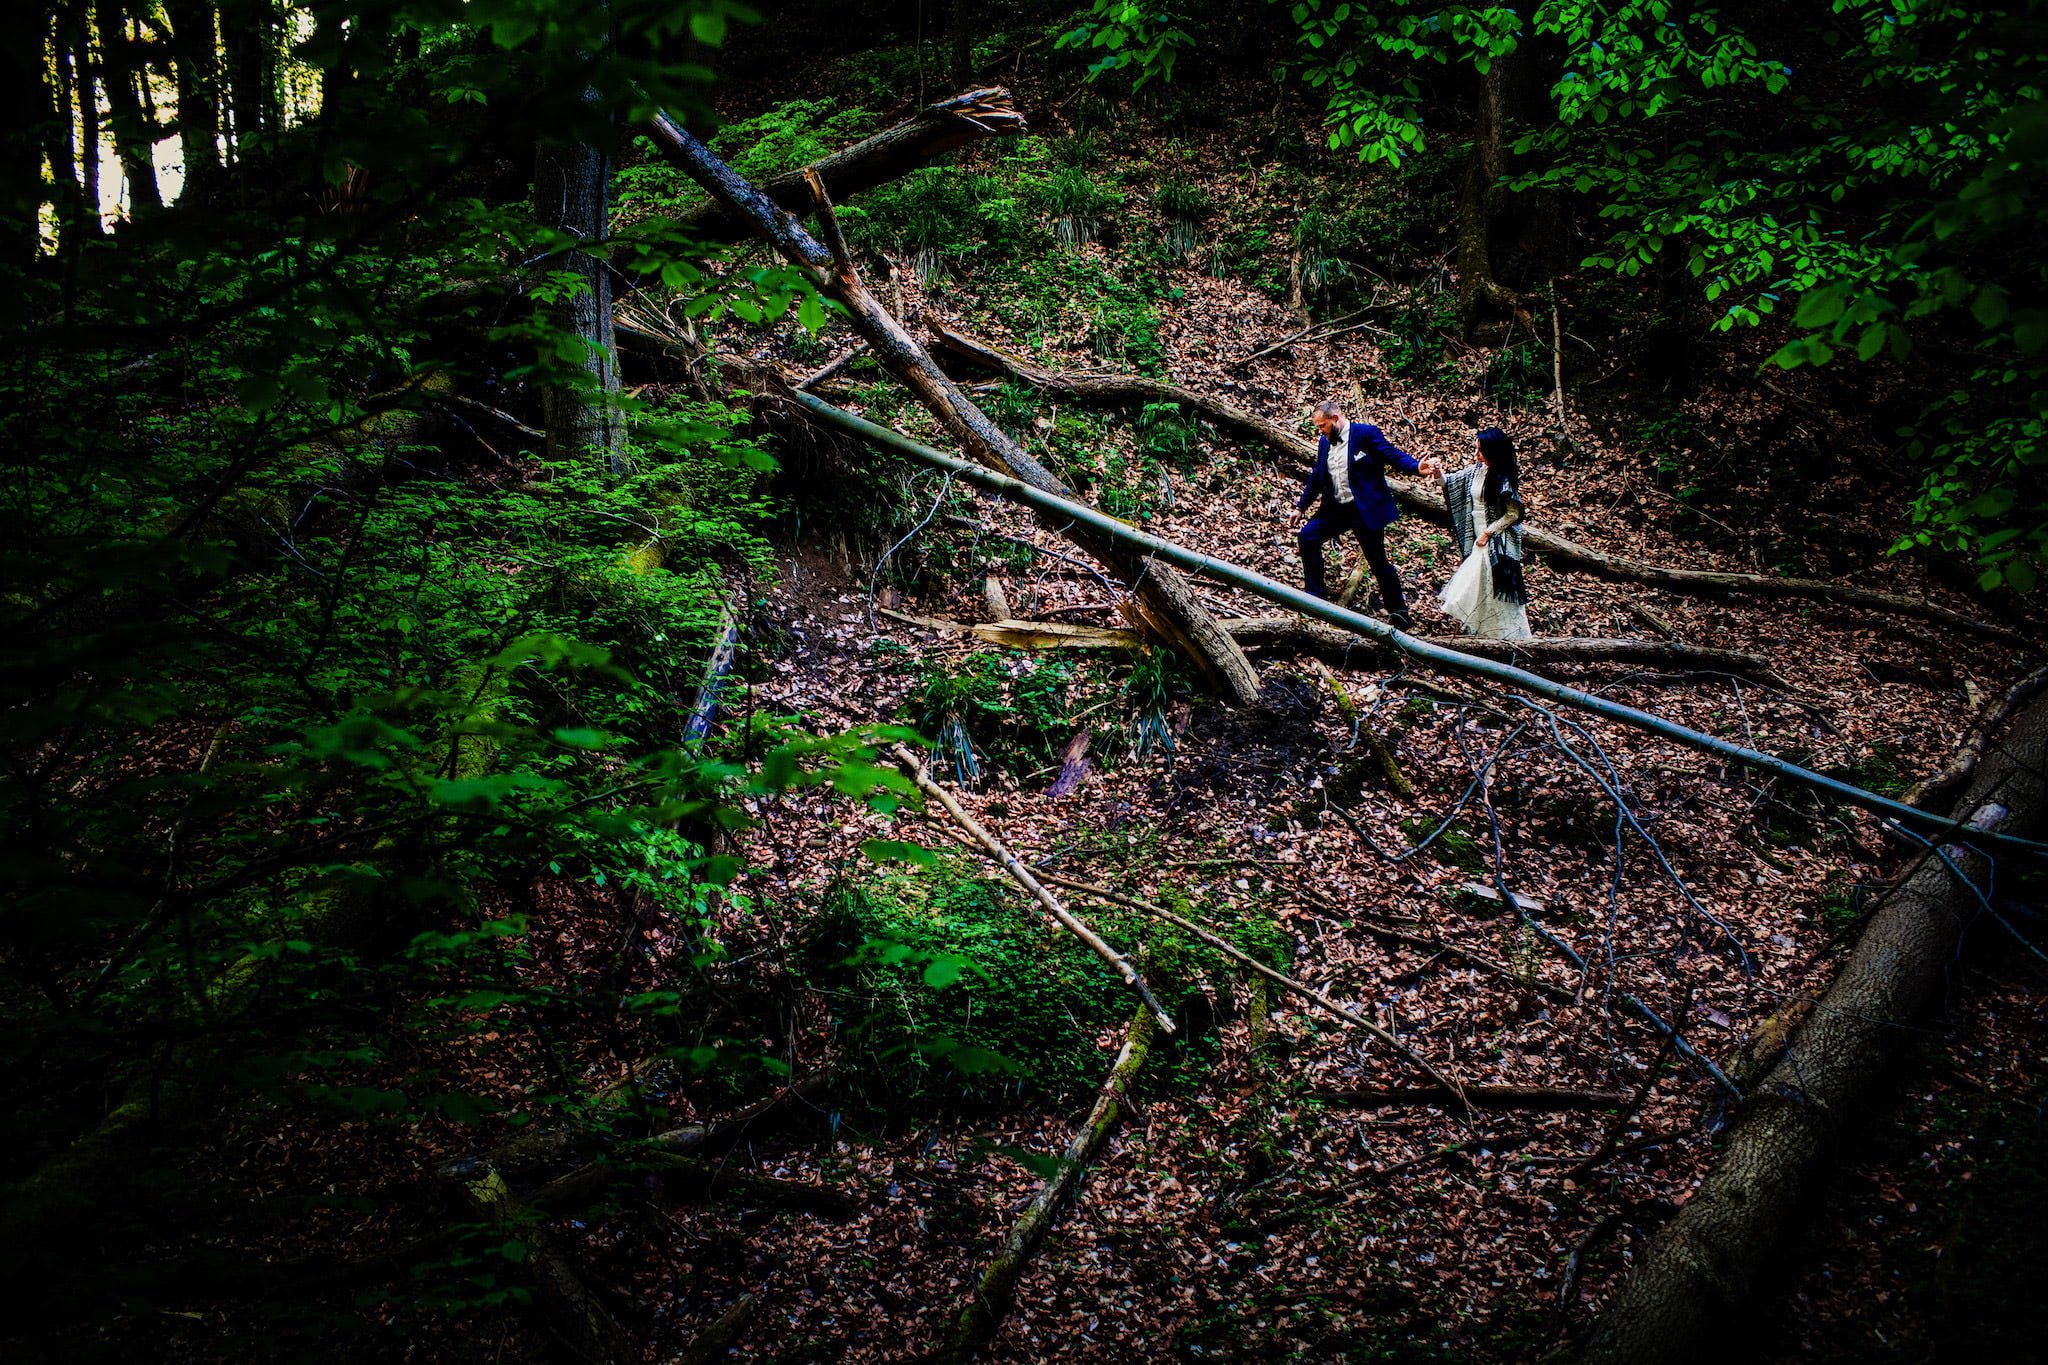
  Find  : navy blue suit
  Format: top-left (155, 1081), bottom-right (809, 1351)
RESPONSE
top-left (1296, 421), bottom-right (1419, 613)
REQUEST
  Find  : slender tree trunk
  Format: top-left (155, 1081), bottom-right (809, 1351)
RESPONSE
top-left (948, 0), bottom-right (974, 89)
top-left (76, 5), bottom-right (105, 226)
top-left (533, 23), bottom-right (625, 471)
top-left (164, 0), bottom-right (222, 202)
top-left (46, 14), bottom-right (98, 253)
top-left (224, 0), bottom-right (273, 161)
top-left (1455, 57), bottom-right (1524, 334)
top-left (96, 3), bottom-right (164, 217)
top-left (2, 5), bottom-right (52, 268)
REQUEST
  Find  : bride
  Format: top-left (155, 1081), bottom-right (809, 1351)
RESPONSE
top-left (1437, 427), bottom-right (1532, 641)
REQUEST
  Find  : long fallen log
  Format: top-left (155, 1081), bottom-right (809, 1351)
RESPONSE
top-left (1033, 871), bottom-right (1472, 1108)
top-left (643, 117), bottom-right (1261, 705)
top-left (1224, 616), bottom-right (1783, 681)
top-left (930, 321), bottom-right (2029, 648)
top-left (885, 606), bottom-right (1780, 680)
top-left (1565, 693), bottom-right (2048, 1365)
top-left (679, 88), bottom-right (1026, 241)
top-left (892, 744), bottom-right (1177, 1035)
top-left (941, 1004), bottom-right (1157, 1363)
top-left (790, 388), bottom-right (2048, 861)
top-left (1903, 663), bottom-right (2048, 810)
top-left (1328, 1084), bottom-right (1626, 1112)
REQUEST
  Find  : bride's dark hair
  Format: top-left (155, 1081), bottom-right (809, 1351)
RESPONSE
top-left (1476, 427), bottom-right (1519, 504)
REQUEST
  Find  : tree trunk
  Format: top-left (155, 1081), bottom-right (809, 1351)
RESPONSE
top-left (948, 0), bottom-right (974, 89)
top-left (1223, 616), bottom-right (1781, 680)
top-left (1455, 57), bottom-right (1526, 334)
top-left (679, 87), bottom-right (1025, 242)
top-left (1565, 694), bottom-right (2048, 1365)
top-left (2, 5), bottom-right (51, 267)
top-left (96, 3), bottom-right (163, 217)
top-left (534, 78), bottom-right (625, 470)
top-left (76, 4), bottom-right (104, 226)
top-left (46, 6), bottom-right (103, 254)
top-left (223, 0), bottom-right (272, 159)
top-left (163, 0), bottom-right (222, 202)
top-left (645, 114), bottom-right (1262, 705)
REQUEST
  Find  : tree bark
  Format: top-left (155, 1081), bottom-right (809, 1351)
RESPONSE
top-left (1565, 693), bottom-right (2048, 1365)
top-left (643, 115), bottom-right (1262, 704)
top-left (534, 67), bottom-right (626, 470)
top-left (942, 1005), bottom-right (1156, 1363)
top-left (223, 0), bottom-right (273, 158)
top-left (2, 5), bottom-right (51, 268)
top-left (45, 5), bottom-right (105, 257)
top-left (1455, 56), bottom-right (1528, 334)
top-left (164, 0), bottom-right (223, 201)
top-left (931, 322), bottom-right (2030, 647)
top-left (679, 87), bottom-right (1025, 242)
top-left (96, 3), bottom-right (162, 217)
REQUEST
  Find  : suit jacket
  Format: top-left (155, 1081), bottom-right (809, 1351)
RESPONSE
top-left (1297, 422), bottom-right (1419, 530)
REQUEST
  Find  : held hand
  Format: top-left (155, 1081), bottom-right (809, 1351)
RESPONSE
top-left (1418, 457), bottom-right (1442, 478)
top-left (1475, 530), bottom-right (1491, 548)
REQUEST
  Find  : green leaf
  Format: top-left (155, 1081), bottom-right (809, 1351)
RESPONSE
top-left (860, 838), bottom-right (936, 866)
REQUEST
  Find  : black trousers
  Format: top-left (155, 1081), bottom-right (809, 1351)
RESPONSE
top-left (1298, 506), bottom-right (1406, 612)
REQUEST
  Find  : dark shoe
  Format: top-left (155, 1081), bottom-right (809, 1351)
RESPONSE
top-left (1389, 610), bottom-right (1413, 631)
top-left (1366, 590), bottom-right (1384, 612)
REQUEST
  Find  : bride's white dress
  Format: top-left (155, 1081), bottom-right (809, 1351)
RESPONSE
top-left (1438, 473), bottom-right (1531, 641)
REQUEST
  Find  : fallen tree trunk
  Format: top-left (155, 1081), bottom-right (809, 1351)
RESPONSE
top-left (1564, 693), bottom-right (2048, 1365)
top-left (930, 322), bottom-right (2029, 648)
top-left (639, 119), bottom-right (1260, 704)
top-left (1225, 616), bottom-right (1783, 681)
top-left (1328, 1084), bottom-right (1625, 1112)
top-left (679, 88), bottom-right (1025, 241)
top-left (894, 744), bottom-right (1177, 1034)
top-left (941, 1004), bottom-right (1156, 1363)
top-left (884, 607), bottom-right (1779, 680)
top-left (790, 388), bottom-right (2048, 861)
top-left (1904, 663), bottom-right (2048, 810)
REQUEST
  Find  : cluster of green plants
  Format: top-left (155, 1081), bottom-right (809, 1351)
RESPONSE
top-left (1382, 287), bottom-right (1462, 386)
top-left (808, 863), bottom-right (1128, 1105)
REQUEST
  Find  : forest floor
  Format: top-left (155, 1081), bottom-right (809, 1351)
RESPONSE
top-left (572, 52), bottom-right (2045, 1364)
top-left (96, 37), bottom-right (2048, 1365)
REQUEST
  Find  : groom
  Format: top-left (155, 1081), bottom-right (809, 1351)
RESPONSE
top-left (1289, 400), bottom-right (1437, 629)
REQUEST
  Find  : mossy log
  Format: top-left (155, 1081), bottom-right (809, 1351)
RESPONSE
top-left (1563, 692), bottom-right (2048, 1365)
top-left (678, 88), bottom-right (1026, 241)
top-left (942, 1004), bottom-right (1157, 1362)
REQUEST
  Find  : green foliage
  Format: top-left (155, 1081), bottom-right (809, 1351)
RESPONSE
top-left (1382, 288), bottom-right (1461, 386)
top-left (1046, 167), bottom-right (1123, 247)
top-left (1058, 2), bottom-right (1201, 90)
top-left (809, 865), bottom-right (1128, 1105)
top-left (845, 165), bottom-right (1033, 282)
